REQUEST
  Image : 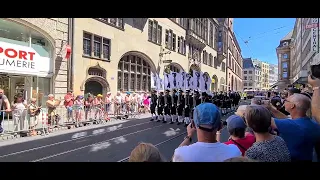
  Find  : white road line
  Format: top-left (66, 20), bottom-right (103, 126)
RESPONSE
top-left (117, 131), bottom-right (187, 162)
top-left (0, 121), bottom-right (153, 158)
top-left (116, 126), bottom-right (227, 162)
top-left (31, 124), bottom-right (165, 162)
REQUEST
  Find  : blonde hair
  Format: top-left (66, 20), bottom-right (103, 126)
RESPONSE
top-left (224, 156), bottom-right (258, 162)
top-left (129, 143), bottom-right (165, 162)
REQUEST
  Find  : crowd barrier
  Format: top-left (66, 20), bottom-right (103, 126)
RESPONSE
top-left (0, 102), bottom-right (144, 137)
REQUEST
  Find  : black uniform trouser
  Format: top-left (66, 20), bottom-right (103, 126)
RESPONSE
top-left (150, 105), bottom-right (156, 114)
top-left (171, 105), bottom-right (176, 115)
top-left (184, 107), bottom-right (190, 117)
top-left (157, 107), bottom-right (163, 115)
top-left (164, 105), bottom-right (171, 115)
top-left (177, 105), bottom-right (184, 116)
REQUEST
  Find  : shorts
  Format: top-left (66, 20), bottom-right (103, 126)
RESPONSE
top-left (67, 107), bottom-right (72, 113)
top-left (105, 104), bottom-right (111, 112)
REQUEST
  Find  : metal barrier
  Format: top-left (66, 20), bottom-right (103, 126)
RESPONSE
top-left (0, 101), bottom-right (149, 138)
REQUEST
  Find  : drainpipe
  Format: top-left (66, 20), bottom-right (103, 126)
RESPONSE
top-left (67, 18), bottom-right (75, 91)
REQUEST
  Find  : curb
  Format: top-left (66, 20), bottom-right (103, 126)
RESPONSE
top-left (0, 115), bottom-right (152, 142)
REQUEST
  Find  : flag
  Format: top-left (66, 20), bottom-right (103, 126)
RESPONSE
top-left (170, 72), bottom-right (179, 89)
top-left (164, 72), bottom-right (172, 90)
top-left (157, 77), bottom-right (164, 91)
top-left (193, 71), bottom-right (202, 91)
top-left (185, 73), bottom-right (193, 90)
top-left (200, 73), bottom-right (211, 93)
top-left (151, 72), bottom-right (158, 89)
top-left (178, 71), bottom-right (186, 90)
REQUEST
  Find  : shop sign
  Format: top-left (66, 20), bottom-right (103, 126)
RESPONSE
top-left (0, 41), bottom-right (51, 77)
top-left (311, 18), bottom-right (319, 53)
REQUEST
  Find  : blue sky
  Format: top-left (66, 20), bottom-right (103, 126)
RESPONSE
top-left (233, 18), bottom-right (295, 65)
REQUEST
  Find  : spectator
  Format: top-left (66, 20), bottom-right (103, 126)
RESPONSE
top-left (64, 90), bottom-right (74, 122)
top-left (172, 103), bottom-right (241, 162)
top-left (129, 143), bottom-right (165, 162)
top-left (224, 115), bottom-right (255, 156)
top-left (288, 87), bottom-right (301, 97)
top-left (28, 98), bottom-right (41, 136)
top-left (308, 75), bottom-right (320, 162)
top-left (0, 88), bottom-right (11, 133)
top-left (270, 93), bottom-right (320, 161)
top-left (224, 156), bottom-right (258, 162)
top-left (245, 105), bottom-right (291, 162)
top-left (251, 98), bottom-right (262, 105)
top-left (12, 93), bottom-right (27, 132)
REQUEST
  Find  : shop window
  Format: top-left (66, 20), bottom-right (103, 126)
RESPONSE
top-left (0, 19), bottom-right (53, 58)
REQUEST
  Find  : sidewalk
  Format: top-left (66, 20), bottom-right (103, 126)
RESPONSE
top-left (0, 113), bottom-right (152, 141)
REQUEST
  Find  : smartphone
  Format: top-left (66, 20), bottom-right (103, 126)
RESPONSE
top-left (311, 64), bottom-right (320, 79)
top-left (190, 120), bottom-right (195, 128)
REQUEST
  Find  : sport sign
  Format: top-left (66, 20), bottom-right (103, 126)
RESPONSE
top-left (0, 41), bottom-right (52, 77)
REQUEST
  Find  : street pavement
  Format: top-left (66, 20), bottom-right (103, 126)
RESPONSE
top-left (0, 101), bottom-right (249, 162)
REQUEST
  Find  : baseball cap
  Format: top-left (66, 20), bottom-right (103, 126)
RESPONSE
top-left (193, 103), bottom-right (221, 131)
top-left (226, 115), bottom-right (247, 132)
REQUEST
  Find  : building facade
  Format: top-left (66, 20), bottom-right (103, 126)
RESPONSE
top-left (269, 64), bottom-right (278, 87)
top-left (71, 18), bottom-right (228, 96)
top-left (218, 18), bottom-right (243, 92)
top-left (252, 59), bottom-right (270, 90)
top-left (243, 58), bottom-right (262, 90)
top-left (276, 18), bottom-right (320, 90)
top-left (0, 18), bottom-right (69, 105)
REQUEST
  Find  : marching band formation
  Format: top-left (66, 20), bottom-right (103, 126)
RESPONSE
top-left (149, 70), bottom-right (242, 126)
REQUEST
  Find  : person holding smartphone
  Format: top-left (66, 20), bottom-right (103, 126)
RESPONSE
top-left (172, 103), bottom-right (241, 162)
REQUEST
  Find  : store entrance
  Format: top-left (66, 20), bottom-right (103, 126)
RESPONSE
top-left (0, 74), bottom-right (34, 104)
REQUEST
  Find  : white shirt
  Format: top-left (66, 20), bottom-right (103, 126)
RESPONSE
top-left (172, 142), bottom-right (241, 162)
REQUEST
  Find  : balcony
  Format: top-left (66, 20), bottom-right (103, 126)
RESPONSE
top-left (185, 29), bottom-right (206, 50)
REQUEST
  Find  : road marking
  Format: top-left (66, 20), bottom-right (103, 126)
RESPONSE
top-left (0, 121), bottom-right (153, 158)
top-left (30, 124), bottom-right (165, 162)
top-left (116, 126), bottom-right (227, 162)
top-left (117, 131), bottom-right (187, 162)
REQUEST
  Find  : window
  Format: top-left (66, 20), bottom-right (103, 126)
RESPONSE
top-left (209, 54), bottom-right (213, 67)
top-left (188, 18), bottom-right (208, 41)
top-left (221, 62), bottom-right (226, 72)
top-left (209, 23), bottom-right (213, 47)
top-left (283, 53), bottom-right (288, 59)
top-left (178, 36), bottom-right (186, 55)
top-left (148, 20), bottom-right (162, 45)
top-left (118, 55), bottom-right (151, 91)
top-left (282, 62), bottom-right (288, 69)
top-left (214, 56), bottom-right (218, 68)
top-left (244, 83), bottom-right (247, 86)
top-left (202, 51), bottom-right (208, 65)
top-left (95, 18), bottom-right (124, 29)
top-left (83, 33), bottom-right (91, 56)
top-left (93, 36), bottom-right (101, 58)
top-left (244, 76), bottom-right (247, 80)
top-left (282, 72), bottom-right (288, 78)
top-left (83, 32), bottom-right (111, 60)
top-left (172, 33), bottom-right (176, 51)
top-left (214, 26), bottom-right (218, 49)
top-left (244, 71), bottom-right (247, 74)
top-left (249, 71), bottom-right (252, 74)
top-left (170, 65), bottom-right (180, 72)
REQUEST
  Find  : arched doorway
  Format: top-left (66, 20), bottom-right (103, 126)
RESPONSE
top-left (81, 64), bottom-right (109, 96)
top-left (85, 81), bottom-right (103, 96)
top-left (169, 63), bottom-right (184, 72)
top-left (118, 52), bottom-right (156, 92)
top-left (189, 64), bottom-right (200, 74)
top-left (211, 75), bottom-right (218, 92)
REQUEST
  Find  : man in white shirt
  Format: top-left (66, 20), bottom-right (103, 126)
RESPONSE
top-left (172, 103), bottom-right (242, 162)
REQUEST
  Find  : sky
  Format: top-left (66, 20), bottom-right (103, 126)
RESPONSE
top-left (233, 18), bottom-right (295, 65)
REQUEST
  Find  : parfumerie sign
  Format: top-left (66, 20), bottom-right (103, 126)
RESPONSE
top-left (0, 41), bottom-right (51, 77)
top-left (311, 18), bottom-right (319, 53)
